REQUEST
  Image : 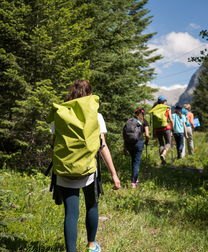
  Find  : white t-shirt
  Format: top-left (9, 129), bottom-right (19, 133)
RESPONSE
top-left (53, 113), bottom-right (107, 188)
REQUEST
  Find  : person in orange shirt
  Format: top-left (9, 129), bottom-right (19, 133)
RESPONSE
top-left (183, 104), bottom-right (194, 155)
top-left (151, 95), bottom-right (173, 165)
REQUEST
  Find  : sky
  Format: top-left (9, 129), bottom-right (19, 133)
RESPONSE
top-left (146, 0), bottom-right (208, 89)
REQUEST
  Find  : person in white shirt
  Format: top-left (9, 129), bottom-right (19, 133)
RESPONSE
top-left (50, 80), bottom-right (120, 252)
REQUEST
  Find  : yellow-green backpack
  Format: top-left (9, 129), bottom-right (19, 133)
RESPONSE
top-left (149, 104), bottom-right (170, 129)
top-left (47, 95), bottom-right (100, 178)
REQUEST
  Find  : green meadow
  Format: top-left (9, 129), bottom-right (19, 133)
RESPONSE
top-left (1, 132), bottom-right (208, 252)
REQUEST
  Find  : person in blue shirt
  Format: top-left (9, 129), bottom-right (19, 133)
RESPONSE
top-left (172, 105), bottom-right (187, 159)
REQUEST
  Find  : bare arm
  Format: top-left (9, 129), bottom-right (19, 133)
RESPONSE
top-left (168, 109), bottom-right (174, 129)
top-left (183, 122), bottom-right (188, 138)
top-left (99, 133), bottom-right (121, 189)
top-left (189, 112), bottom-right (195, 129)
top-left (144, 126), bottom-right (150, 144)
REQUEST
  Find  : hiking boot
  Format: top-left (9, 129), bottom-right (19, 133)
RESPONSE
top-left (86, 242), bottom-right (101, 252)
top-left (177, 151), bottom-right (182, 159)
top-left (160, 154), bottom-right (166, 164)
top-left (131, 183), bottom-right (137, 189)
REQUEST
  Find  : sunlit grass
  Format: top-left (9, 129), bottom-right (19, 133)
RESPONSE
top-left (1, 131), bottom-right (208, 251)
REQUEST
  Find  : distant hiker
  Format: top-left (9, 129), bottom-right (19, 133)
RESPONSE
top-left (123, 107), bottom-right (150, 188)
top-left (47, 80), bottom-right (121, 252)
top-left (183, 103), bottom-right (195, 155)
top-left (181, 107), bottom-right (189, 158)
top-left (172, 105), bottom-right (188, 159)
top-left (149, 95), bottom-right (173, 165)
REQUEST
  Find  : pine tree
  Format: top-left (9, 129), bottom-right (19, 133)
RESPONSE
top-left (189, 29), bottom-right (208, 130)
top-left (0, 0), bottom-right (161, 168)
top-left (0, 0), bottom-right (31, 167)
top-left (0, 0), bottom-right (94, 168)
top-left (192, 60), bottom-right (208, 130)
top-left (22, 0), bottom-right (93, 96)
top-left (79, 0), bottom-right (161, 140)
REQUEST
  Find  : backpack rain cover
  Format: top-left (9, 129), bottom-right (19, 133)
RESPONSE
top-left (47, 95), bottom-right (100, 178)
top-left (149, 104), bottom-right (170, 129)
top-left (123, 118), bottom-right (142, 149)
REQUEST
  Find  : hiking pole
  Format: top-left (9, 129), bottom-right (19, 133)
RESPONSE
top-left (145, 143), bottom-right (148, 175)
top-left (170, 133), bottom-right (175, 166)
top-left (145, 143), bottom-right (148, 161)
top-left (44, 161), bottom-right (53, 176)
top-left (143, 143), bottom-right (149, 178)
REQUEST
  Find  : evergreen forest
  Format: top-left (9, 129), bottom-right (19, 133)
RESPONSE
top-left (1, 1), bottom-right (208, 252)
top-left (0, 0), bottom-right (161, 170)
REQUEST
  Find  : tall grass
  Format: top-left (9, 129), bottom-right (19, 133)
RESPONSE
top-left (0, 132), bottom-right (208, 252)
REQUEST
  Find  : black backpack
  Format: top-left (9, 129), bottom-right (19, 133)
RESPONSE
top-left (123, 118), bottom-right (143, 149)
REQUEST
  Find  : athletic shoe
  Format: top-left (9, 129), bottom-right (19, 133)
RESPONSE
top-left (86, 242), bottom-right (101, 252)
top-left (160, 154), bottom-right (166, 164)
top-left (131, 183), bottom-right (137, 188)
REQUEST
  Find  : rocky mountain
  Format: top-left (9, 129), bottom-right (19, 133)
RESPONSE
top-left (152, 65), bottom-right (203, 106)
top-left (154, 86), bottom-right (186, 106)
top-left (177, 65), bottom-right (203, 105)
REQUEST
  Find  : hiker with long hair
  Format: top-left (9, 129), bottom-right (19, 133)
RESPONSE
top-left (172, 105), bottom-right (187, 159)
top-left (123, 107), bottom-right (150, 188)
top-left (149, 95), bottom-right (173, 165)
top-left (48, 80), bottom-right (121, 252)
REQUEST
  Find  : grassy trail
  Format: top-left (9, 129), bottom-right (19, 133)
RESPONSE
top-left (0, 132), bottom-right (208, 252)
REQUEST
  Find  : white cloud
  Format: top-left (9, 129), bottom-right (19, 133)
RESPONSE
top-left (189, 23), bottom-right (201, 30)
top-left (148, 82), bottom-right (187, 90)
top-left (148, 32), bottom-right (208, 67)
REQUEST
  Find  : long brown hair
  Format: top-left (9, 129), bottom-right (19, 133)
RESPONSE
top-left (65, 80), bottom-right (92, 101)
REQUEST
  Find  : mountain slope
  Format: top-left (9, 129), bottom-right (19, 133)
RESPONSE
top-left (177, 66), bottom-right (203, 105)
top-left (154, 87), bottom-right (186, 106)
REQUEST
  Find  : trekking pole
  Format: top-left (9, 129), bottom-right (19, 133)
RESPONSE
top-left (143, 143), bottom-right (149, 178)
top-left (145, 143), bottom-right (148, 175)
top-left (146, 143), bottom-right (148, 161)
top-left (171, 133), bottom-right (175, 165)
top-left (44, 161), bottom-right (53, 176)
